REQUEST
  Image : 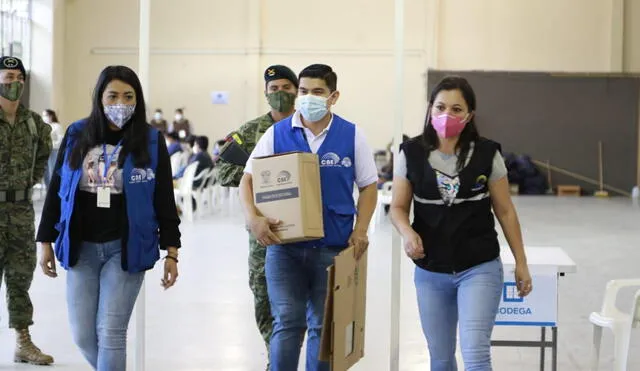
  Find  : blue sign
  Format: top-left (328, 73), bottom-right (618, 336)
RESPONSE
top-left (495, 265), bottom-right (558, 327)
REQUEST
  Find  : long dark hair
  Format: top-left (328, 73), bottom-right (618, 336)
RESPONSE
top-left (69, 65), bottom-right (150, 169)
top-left (44, 109), bottom-right (58, 123)
top-left (423, 76), bottom-right (480, 171)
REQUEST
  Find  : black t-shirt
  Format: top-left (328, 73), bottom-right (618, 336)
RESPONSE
top-left (77, 128), bottom-right (125, 242)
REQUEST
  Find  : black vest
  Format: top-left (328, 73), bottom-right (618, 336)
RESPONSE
top-left (402, 137), bottom-right (501, 273)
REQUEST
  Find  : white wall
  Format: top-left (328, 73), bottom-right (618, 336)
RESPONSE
top-left (624, 0), bottom-right (640, 72)
top-left (29, 0), bottom-right (54, 113)
top-left (28, 0), bottom-right (66, 117)
top-left (27, 0), bottom-right (640, 149)
top-left (435, 0), bottom-right (613, 72)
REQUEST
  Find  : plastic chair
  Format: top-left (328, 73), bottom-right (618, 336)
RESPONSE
top-left (590, 279), bottom-right (640, 371)
top-left (380, 181), bottom-right (393, 205)
top-left (173, 161), bottom-right (199, 222)
top-left (375, 181), bottom-right (393, 223)
top-left (194, 168), bottom-right (216, 216)
top-left (170, 153), bottom-right (183, 177)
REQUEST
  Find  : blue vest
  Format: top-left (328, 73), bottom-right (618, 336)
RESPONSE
top-left (55, 120), bottom-right (160, 273)
top-left (273, 114), bottom-right (356, 248)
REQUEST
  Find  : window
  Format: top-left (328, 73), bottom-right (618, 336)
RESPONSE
top-left (0, 0), bottom-right (31, 68)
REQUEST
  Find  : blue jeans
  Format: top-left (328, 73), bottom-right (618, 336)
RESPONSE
top-left (66, 240), bottom-right (144, 371)
top-left (414, 258), bottom-right (503, 371)
top-left (266, 245), bottom-right (341, 371)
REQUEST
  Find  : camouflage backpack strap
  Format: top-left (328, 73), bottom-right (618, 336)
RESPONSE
top-left (27, 113), bottom-right (38, 184)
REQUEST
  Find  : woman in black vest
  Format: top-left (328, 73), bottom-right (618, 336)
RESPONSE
top-left (389, 76), bottom-right (532, 370)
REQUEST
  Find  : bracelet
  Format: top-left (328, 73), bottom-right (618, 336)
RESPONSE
top-left (165, 255), bottom-right (179, 263)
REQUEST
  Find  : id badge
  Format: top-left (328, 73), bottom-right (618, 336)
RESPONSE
top-left (179, 130), bottom-right (186, 139)
top-left (97, 186), bottom-right (111, 208)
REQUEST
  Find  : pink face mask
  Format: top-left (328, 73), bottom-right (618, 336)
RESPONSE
top-left (431, 113), bottom-right (467, 138)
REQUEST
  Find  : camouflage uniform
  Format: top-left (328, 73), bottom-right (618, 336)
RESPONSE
top-left (0, 105), bottom-right (53, 365)
top-left (216, 112), bottom-right (275, 350)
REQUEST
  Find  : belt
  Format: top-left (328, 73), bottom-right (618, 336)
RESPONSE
top-left (0, 189), bottom-right (33, 202)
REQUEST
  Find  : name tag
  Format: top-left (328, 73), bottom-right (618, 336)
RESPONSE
top-left (179, 130), bottom-right (186, 139)
top-left (97, 186), bottom-right (111, 208)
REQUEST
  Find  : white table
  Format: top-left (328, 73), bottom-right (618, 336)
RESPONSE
top-left (500, 246), bottom-right (577, 274)
top-left (494, 246), bottom-right (577, 371)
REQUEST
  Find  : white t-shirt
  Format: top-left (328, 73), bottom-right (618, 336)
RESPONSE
top-left (244, 111), bottom-right (378, 189)
top-left (49, 122), bottom-right (64, 150)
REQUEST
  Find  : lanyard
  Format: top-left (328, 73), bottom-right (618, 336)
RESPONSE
top-left (102, 140), bottom-right (123, 178)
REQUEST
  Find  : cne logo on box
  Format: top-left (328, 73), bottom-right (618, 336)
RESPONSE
top-left (277, 170), bottom-right (291, 183)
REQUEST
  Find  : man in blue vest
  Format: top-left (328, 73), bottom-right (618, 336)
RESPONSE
top-left (239, 64), bottom-right (378, 371)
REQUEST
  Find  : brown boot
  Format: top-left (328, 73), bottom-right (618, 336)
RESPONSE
top-left (14, 328), bottom-right (54, 365)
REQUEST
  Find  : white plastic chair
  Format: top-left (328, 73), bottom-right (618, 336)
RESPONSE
top-left (173, 161), bottom-right (199, 222)
top-left (375, 181), bottom-right (393, 223)
top-left (380, 181), bottom-right (393, 205)
top-left (193, 168), bottom-right (216, 216)
top-left (590, 279), bottom-right (640, 371)
top-left (170, 153), bottom-right (183, 177)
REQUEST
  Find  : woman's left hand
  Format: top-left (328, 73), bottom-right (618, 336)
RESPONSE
top-left (162, 257), bottom-right (179, 290)
top-left (514, 263), bottom-right (532, 297)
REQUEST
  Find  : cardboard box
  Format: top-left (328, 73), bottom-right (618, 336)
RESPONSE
top-left (319, 246), bottom-right (368, 371)
top-left (251, 151), bottom-right (324, 244)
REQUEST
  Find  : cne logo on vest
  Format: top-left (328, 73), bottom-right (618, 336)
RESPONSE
top-left (471, 174), bottom-right (488, 192)
top-left (320, 152), bottom-right (352, 168)
top-left (129, 168), bottom-right (156, 184)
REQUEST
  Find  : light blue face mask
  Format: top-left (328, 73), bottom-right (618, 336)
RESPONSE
top-left (296, 94), bottom-right (330, 122)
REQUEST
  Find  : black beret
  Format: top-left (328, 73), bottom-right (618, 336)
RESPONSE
top-left (0, 56), bottom-right (26, 77)
top-left (264, 65), bottom-right (298, 88)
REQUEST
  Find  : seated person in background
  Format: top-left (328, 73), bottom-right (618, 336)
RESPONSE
top-left (165, 132), bottom-right (183, 157)
top-left (378, 134), bottom-right (410, 189)
top-left (174, 136), bottom-right (214, 188)
top-left (150, 108), bottom-right (168, 133)
top-left (182, 135), bottom-right (196, 157)
top-left (171, 108), bottom-right (192, 139)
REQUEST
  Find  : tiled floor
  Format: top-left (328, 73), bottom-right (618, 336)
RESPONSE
top-left (0, 196), bottom-right (639, 370)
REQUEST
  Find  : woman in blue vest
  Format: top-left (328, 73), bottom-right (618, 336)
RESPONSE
top-left (389, 76), bottom-right (532, 371)
top-left (36, 65), bottom-right (181, 371)
top-left (239, 64), bottom-right (379, 371)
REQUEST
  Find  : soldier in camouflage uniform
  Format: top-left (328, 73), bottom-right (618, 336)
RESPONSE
top-left (0, 56), bottom-right (54, 365)
top-left (216, 65), bottom-right (298, 367)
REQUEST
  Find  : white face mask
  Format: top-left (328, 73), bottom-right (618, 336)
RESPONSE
top-left (296, 94), bottom-right (330, 122)
top-left (175, 114), bottom-right (183, 121)
top-left (154, 112), bottom-right (162, 120)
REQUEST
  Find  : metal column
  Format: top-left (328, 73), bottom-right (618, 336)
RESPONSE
top-left (389, 0), bottom-right (404, 370)
top-left (135, 0), bottom-right (150, 370)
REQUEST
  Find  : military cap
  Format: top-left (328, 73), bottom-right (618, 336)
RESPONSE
top-left (0, 56), bottom-right (26, 77)
top-left (264, 65), bottom-right (298, 88)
